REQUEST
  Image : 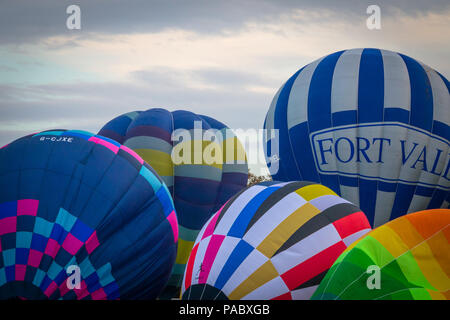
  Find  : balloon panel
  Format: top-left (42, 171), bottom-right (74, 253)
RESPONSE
top-left (312, 209), bottom-right (450, 300)
top-left (181, 181), bottom-right (371, 300)
top-left (99, 108), bottom-right (248, 295)
top-left (264, 48), bottom-right (450, 227)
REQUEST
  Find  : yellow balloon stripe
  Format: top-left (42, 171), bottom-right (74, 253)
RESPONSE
top-left (425, 227), bottom-right (450, 276)
top-left (370, 225), bottom-right (410, 259)
top-left (172, 140), bottom-right (223, 169)
top-left (256, 202), bottom-right (321, 258)
top-left (295, 184), bottom-right (337, 201)
top-left (228, 260), bottom-right (278, 300)
top-left (387, 217), bottom-right (423, 249)
top-left (134, 149), bottom-right (173, 176)
top-left (410, 232), bottom-right (450, 291)
top-left (223, 137), bottom-right (247, 162)
top-left (176, 238), bottom-right (195, 265)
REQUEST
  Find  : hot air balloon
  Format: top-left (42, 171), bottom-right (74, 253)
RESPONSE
top-left (181, 181), bottom-right (372, 300)
top-left (0, 130), bottom-right (178, 299)
top-left (98, 109), bottom-right (248, 296)
top-left (264, 48), bottom-right (450, 227)
top-left (312, 209), bottom-right (450, 300)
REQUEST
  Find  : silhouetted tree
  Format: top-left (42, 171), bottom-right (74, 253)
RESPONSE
top-left (247, 170), bottom-right (272, 186)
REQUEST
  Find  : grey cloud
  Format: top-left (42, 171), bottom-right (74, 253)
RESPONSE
top-left (0, 65), bottom-right (17, 72)
top-left (192, 68), bottom-right (275, 87)
top-left (1, 0), bottom-right (449, 45)
top-left (0, 66), bottom-right (274, 145)
top-left (132, 66), bottom-right (278, 90)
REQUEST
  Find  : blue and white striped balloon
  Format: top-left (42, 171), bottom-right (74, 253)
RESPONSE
top-left (264, 48), bottom-right (450, 227)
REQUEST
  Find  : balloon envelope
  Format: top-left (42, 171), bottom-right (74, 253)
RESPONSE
top-left (99, 108), bottom-right (248, 295)
top-left (264, 48), bottom-right (450, 227)
top-left (0, 130), bottom-right (178, 299)
top-left (182, 181), bottom-right (371, 300)
top-left (312, 209), bottom-right (450, 300)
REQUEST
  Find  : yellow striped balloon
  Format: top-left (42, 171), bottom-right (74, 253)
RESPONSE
top-left (99, 108), bottom-right (248, 297)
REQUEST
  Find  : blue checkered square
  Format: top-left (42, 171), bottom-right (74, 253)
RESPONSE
top-left (1, 233), bottom-right (16, 250)
top-left (5, 266), bottom-right (14, 282)
top-left (55, 208), bottom-right (77, 232)
top-left (0, 268), bottom-right (6, 286)
top-left (16, 215), bottom-right (35, 232)
top-left (34, 217), bottom-right (53, 237)
top-left (70, 220), bottom-right (93, 242)
top-left (30, 233), bottom-right (48, 252)
top-left (2, 249), bottom-right (15, 267)
top-left (16, 231), bottom-right (32, 248)
top-left (0, 201), bottom-right (16, 219)
top-left (15, 248), bottom-right (29, 265)
top-left (33, 269), bottom-right (46, 287)
top-left (97, 263), bottom-right (115, 287)
top-left (50, 224), bottom-right (68, 244)
top-left (79, 258), bottom-right (95, 278)
top-left (47, 262), bottom-right (64, 280)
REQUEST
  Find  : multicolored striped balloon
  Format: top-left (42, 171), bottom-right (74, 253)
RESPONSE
top-left (0, 130), bottom-right (178, 299)
top-left (312, 209), bottom-right (450, 300)
top-left (264, 48), bottom-right (450, 227)
top-left (181, 181), bottom-right (371, 300)
top-left (98, 108), bottom-right (248, 296)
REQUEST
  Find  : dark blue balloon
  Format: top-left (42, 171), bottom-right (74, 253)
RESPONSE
top-left (0, 129), bottom-right (178, 299)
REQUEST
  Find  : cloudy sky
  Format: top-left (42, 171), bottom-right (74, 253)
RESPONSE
top-left (1, 0), bottom-right (449, 174)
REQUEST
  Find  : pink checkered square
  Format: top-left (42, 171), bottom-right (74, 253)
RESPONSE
top-left (44, 281), bottom-right (58, 298)
top-left (74, 280), bottom-right (89, 299)
top-left (44, 239), bottom-right (60, 258)
top-left (0, 216), bottom-right (16, 236)
top-left (15, 265), bottom-right (27, 281)
top-left (91, 288), bottom-right (107, 300)
top-left (59, 280), bottom-right (70, 297)
top-left (17, 199), bottom-right (39, 216)
top-left (85, 231), bottom-right (100, 254)
top-left (62, 233), bottom-right (83, 255)
top-left (28, 249), bottom-right (44, 268)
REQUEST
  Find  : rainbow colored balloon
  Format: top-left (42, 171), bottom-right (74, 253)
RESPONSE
top-left (99, 108), bottom-right (248, 296)
top-left (312, 209), bottom-right (450, 300)
top-left (0, 130), bottom-right (178, 299)
top-left (182, 181), bottom-right (371, 300)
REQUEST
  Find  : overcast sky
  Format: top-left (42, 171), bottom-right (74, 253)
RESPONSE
top-left (1, 0), bottom-right (449, 174)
